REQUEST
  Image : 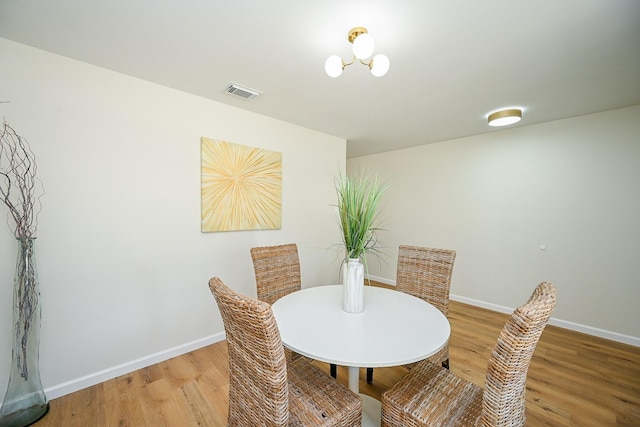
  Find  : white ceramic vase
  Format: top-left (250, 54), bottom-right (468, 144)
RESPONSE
top-left (342, 258), bottom-right (364, 313)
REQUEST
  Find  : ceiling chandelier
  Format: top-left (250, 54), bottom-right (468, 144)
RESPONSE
top-left (325, 27), bottom-right (390, 78)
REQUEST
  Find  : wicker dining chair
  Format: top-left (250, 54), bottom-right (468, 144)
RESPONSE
top-left (251, 243), bottom-right (338, 379)
top-left (380, 281), bottom-right (557, 427)
top-left (209, 277), bottom-right (362, 427)
top-left (251, 243), bottom-right (302, 306)
top-left (367, 245), bottom-right (456, 384)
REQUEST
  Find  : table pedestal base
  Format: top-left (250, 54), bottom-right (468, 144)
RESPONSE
top-left (347, 366), bottom-right (381, 426)
top-left (361, 393), bottom-right (382, 427)
top-left (348, 366), bottom-right (360, 392)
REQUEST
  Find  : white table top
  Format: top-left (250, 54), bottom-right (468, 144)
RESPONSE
top-left (271, 284), bottom-right (450, 368)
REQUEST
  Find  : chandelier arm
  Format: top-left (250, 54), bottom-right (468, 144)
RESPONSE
top-left (343, 55), bottom-right (356, 68)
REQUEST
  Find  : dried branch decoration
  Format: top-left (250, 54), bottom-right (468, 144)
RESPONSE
top-left (0, 123), bottom-right (43, 238)
top-left (0, 123), bottom-right (44, 385)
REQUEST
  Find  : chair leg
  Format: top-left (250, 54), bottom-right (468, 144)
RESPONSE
top-left (368, 361), bottom-right (446, 383)
top-left (330, 363), bottom-right (337, 379)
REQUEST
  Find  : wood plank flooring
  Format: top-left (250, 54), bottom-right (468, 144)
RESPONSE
top-left (32, 298), bottom-right (639, 426)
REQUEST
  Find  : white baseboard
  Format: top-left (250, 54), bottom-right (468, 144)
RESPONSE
top-left (44, 332), bottom-right (226, 400)
top-left (367, 275), bottom-right (640, 348)
top-left (43, 274), bottom-right (640, 402)
top-left (367, 275), bottom-right (395, 286)
top-left (452, 294), bottom-right (640, 347)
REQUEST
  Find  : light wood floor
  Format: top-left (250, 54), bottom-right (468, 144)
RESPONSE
top-left (33, 298), bottom-right (640, 426)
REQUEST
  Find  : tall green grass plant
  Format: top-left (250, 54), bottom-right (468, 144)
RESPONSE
top-left (334, 170), bottom-right (388, 261)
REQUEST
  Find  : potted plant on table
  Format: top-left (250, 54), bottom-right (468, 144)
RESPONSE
top-left (333, 170), bottom-right (387, 313)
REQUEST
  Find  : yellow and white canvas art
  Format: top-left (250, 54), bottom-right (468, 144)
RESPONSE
top-left (201, 138), bottom-right (282, 232)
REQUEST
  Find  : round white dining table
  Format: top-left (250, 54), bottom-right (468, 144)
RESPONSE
top-left (271, 284), bottom-right (450, 427)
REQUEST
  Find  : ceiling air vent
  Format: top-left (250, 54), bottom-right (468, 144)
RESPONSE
top-left (225, 82), bottom-right (261, 99)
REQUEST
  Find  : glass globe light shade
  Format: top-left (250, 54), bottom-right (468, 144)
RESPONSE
top-left (325, 55), bottom-right (344, 77)
top-left (370, 54), bottom-right (390, 77)
top-left (352, 33), bottom-right (375, 59)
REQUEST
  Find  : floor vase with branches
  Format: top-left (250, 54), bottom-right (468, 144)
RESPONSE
top-left (0, 123), bottom-right (48, 426)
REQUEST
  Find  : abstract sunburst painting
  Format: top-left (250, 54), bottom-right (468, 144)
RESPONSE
top-left (201, 138), bottom-right (282, 232)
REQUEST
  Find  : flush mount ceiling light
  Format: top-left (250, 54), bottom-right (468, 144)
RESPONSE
top-left (488, 108), bottom-right (522, 127)
top-left (325, 27), bottom-right (390, 78)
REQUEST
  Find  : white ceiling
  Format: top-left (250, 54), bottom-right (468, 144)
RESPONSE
top-left (1, 0), bottom-right (639, 158)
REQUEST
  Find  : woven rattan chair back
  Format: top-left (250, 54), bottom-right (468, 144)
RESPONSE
top-left (250, 243), bottom-right (329, 371)
top-left (482, 281), bottom-right (557, 426)
top-left (380, 282), bottom-right (556, 427)
top-left (396, 245), bottom-right (456, 317)
top-left (393, 245), bottom-right (456, 372)
top-left (209, 277), bottom-right (362, 427)
top-left (251, 243), bottom-right (301, 305)
top-left (209, 277), bottom-right (289, 426)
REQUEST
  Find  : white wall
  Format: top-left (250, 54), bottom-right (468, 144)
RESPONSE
top-left (0, 38), bottom-right (346, 400)
top-left (350, 105), bottom-right (640, 345)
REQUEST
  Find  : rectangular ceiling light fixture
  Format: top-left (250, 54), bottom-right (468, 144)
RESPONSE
top-left (225, 82), bottom-right (262, 99)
